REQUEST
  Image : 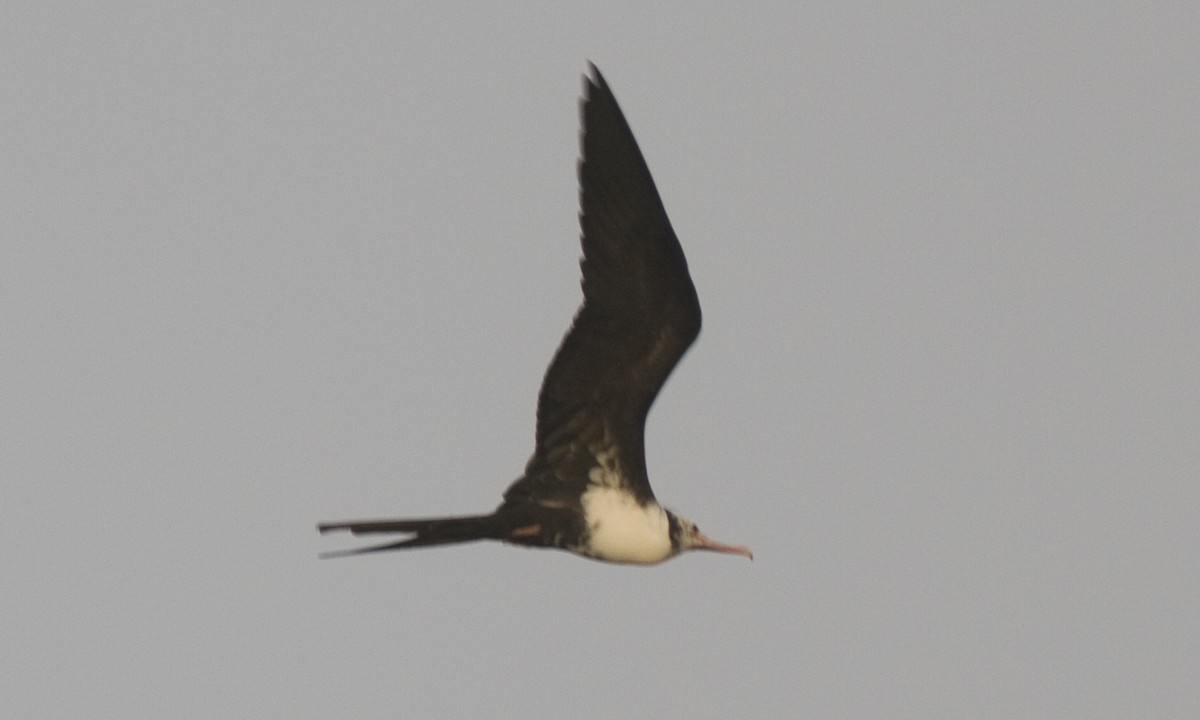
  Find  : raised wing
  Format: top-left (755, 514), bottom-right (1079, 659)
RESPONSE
top-left (504, 64), bottom-right (701, 505)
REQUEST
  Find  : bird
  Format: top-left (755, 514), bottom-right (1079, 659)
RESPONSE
top-left (318, 64), bottom-right (752, 565)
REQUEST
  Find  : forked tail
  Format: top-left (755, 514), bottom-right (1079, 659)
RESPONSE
top-left (317, 514), bottom-right (497, 558)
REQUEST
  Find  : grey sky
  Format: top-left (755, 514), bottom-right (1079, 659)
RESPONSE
top-left (3, 2), bottom-right (1197, 718)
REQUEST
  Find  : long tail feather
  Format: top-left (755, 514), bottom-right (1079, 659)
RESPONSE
top-left (317, 513), bottom-right (497, 559)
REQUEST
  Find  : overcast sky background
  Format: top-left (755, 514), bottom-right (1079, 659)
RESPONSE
top-left (3, 3), bottom-right (1197, 719)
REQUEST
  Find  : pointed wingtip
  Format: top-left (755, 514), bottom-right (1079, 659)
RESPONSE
top-left (585, 61), bottom-right (607, 91)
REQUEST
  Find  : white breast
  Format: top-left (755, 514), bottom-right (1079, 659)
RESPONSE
top-left (578, 485), bottom-right (673, 564)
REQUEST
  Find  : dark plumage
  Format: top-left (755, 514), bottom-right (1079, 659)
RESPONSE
top-left (319, 65), bottom-right (750, 565)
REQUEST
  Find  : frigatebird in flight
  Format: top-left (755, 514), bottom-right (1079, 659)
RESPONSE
top-left (318, 64), bottom-right (752, 564)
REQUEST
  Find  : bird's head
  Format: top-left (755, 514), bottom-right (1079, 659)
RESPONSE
top-left (667, 510), bottom-right (753, 560)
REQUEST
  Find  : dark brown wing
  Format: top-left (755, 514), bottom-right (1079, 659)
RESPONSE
top-left (504, 64), bottom-right (701, 506)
